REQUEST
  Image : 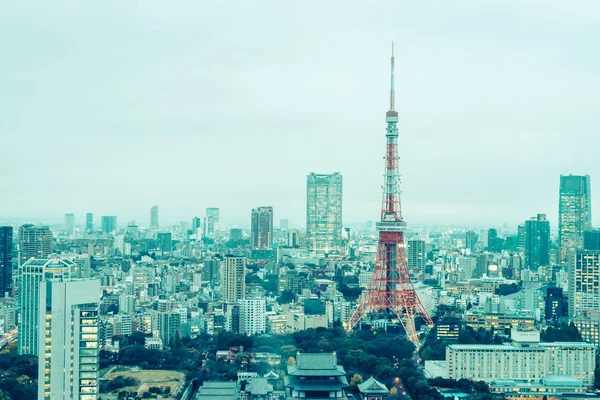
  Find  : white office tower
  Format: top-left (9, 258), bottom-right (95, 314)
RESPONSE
top-left (19, 258), bottom-right (73, 355)
top-left (38, 278), bottom-right (100, 400)
top-left (239, 299), bottom-right (266, 336)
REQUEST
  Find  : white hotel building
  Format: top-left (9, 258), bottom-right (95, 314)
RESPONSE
top-left (445, 330), bottom-right (596, 386)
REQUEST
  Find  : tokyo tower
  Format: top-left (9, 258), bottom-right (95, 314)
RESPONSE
top-left (345, 43), bottom-right (433, 343)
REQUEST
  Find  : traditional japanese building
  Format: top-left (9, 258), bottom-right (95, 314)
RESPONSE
top-left (285, 353), bottom-right (348, 399)
top-left (357, 377), bottom-right (389, 400)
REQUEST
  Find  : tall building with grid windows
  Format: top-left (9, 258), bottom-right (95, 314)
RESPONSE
top-left (19, 258), bottom-right (73, 355)
top-left (559, 175), bottom-right (591, 262)
top-left (306, 172), bottom-right (343, 253)
top-left (18, 224), bottom-right (52, 266)
top-left (38, 278), bottom-right (100, 400)
top-left (251, 206), bottom-right (273, 250)
top-left (221, 255), bottom-right (246, 302)
top-left (569, 250), bottom-right (600, 317)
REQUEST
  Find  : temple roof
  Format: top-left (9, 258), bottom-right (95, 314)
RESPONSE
top-left (358, 377), bottom-right (389, 395)
top-left (288, 353), bottom-right (346, 376)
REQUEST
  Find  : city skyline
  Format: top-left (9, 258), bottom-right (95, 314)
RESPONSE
top-left (2, 2), bottom-right (600, 227)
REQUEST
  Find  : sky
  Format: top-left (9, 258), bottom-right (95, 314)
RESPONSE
top-left (1, 1), bottom-right (599, 229)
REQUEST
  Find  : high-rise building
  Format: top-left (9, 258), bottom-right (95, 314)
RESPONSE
top-left (19, 258), bottom-right (73, 355)
top-left (0, 227), bottom-right (13, 297)
top-left (280, 218), bottom-right (289, 230)
top-left (202, 259), bottom-right (221, 287)
top-left (517, 224), bottom-right (526, 254)
top-left (157, 232), bottom-right (172, 253)
top-left (407, 238), bottom-right (426, 273)
top-left (150, 206), bottom-right (159, 229)
top-left (584, 230), bottom-right (600, 251)
top-left (306, 172), bottom-right (343, 253)
top-left (18, 224), bottom-right (53, 266)
top-left (230, 228), bottom-right (243, 243)
top-left (86, 213), bottom-right (94, 233)
top-left (192, 217), bottom-right (202, 235)
top-left (569, 250), bottom-right (600, 317)
top-left (222, 255), bottom-right (246, 302)
top-left (64, 213), bottom-right (75, 234)
top-left (38, 278), bottom-right (100, 400)
top-left (101, 216), bottom-right (117, 234)
top-left (251, 206), bottom-right (273, 250)
top-left (559, 175), bottom-right (592, 261)
top-left (239, 299), bottom-right (266, 336)
top-left (465, 230), bottom-right (478, 252)
top-left (204, 208), bottom-right (220, 238)
top-left (524, 214), bottom-right (550, 270)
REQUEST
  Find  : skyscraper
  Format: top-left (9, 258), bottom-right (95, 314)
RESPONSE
top-left (192, 217), bottom-right (202, 235)
top-left (524, 214), bottom-right (550, 270)
top-left (568, 250), bottom-right (600, 317)
top-left (101, 216), bottom-right (117, 234)
top-left (222, 255), bottom-right (246, 301)
top-left (38, 278), bottom-right (100, 400)
top-left (407, 238), bottom-right (426, 273)
top-left (86, 213), bottom-right (94, 233)
top-left (306, 172), bottom-right (343, 253)
top-left (204, 208), bottom-right (220, 238)
top-left (18, 224), bottom-right (53, 266)
top-left (64, 213), bottom-right (75, 234)
top-left (559, 174), bottom-right (592, 261)
top-left (465, 230), bottom-right (478, 252)
top-left (19, 258), bottom-right (73, 355)
top-left (251, 206), bottom-right (274, 250)
top-left (280, 218), bottom-right (289, 230)
top-left (0, 227), bottom-right (13, 297)
top-left (150, 205), bottom-right (159, 229)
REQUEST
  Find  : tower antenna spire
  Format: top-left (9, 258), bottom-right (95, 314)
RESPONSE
top-left (390, 40), bottom-right (395, 112)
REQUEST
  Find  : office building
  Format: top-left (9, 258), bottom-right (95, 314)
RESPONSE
top-left (157, 232), bottom-right (172, 253)
top-left (559, 175), bottom-right (592, 261)
top-left (64, 213), bottom-right (75, 234)
top-left (19, 258), bottom-right (73, 355)
top-left (101, 216), bottom-right (117, 234)
top-left (18, 224), bottom-right (52, 266)
top-left (407, 238), bottom-right (426, 273)
top-left (306, 172), bottom-right (343, 253)
top-left (150, 205), bottom-right (159, 229)
top-left (251, 206), bottom-right (273, 250)
top-left (465, 230), bottom-right (477, 252)
top-left (192, 217), bottom-right (202, 235)
top-left (38, 278), bottom-right (100, 400)
top-left (204, 208), bottom-right (220, 238)
top-left (229, 228), bottom-right (243, 243)
top-left (584, 230), bottom-right (600, 251)
top-left (280, 218), bottom-right (289, 230)
top-left (524, 214), bottom-right (550, 270)
top-left (85, 213), bottom-right (93, 233)
top-left (239, 299), bottom-right (266, 336)
top-left (545, 287), bottom-right (567, 321)
top-left (0, 227), bottom-right (12, 297)
top-left (202, 259), bottom-right (221, 287)
top-left (446, 330), bottom-right (596, 385)
top-left (222, 255), bottom-right (246, 301)
top-left (568, 250), bottom-right (600, 317)
top-left (457, 256), bottom-right (476, 280)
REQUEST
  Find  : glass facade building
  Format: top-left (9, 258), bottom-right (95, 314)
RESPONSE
top-left (306, 172), bottom-right (343, 253)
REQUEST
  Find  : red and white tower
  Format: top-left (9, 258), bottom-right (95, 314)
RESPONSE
top-left (345, 44), bottom-right (433, 343)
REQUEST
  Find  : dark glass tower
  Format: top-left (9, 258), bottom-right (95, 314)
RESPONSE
top-left (0, 227), bottom-right (13, 297)
top-left (524, 214), bottom-right (550, 270)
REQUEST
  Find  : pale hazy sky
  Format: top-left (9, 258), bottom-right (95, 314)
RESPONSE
top-left (1, 1), bottom-right (599, 229)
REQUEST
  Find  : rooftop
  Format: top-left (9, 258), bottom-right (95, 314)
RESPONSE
top-left (357, 377), bottom-right (389, 395)
top-left (287, 353), bottom-right (346, 376)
